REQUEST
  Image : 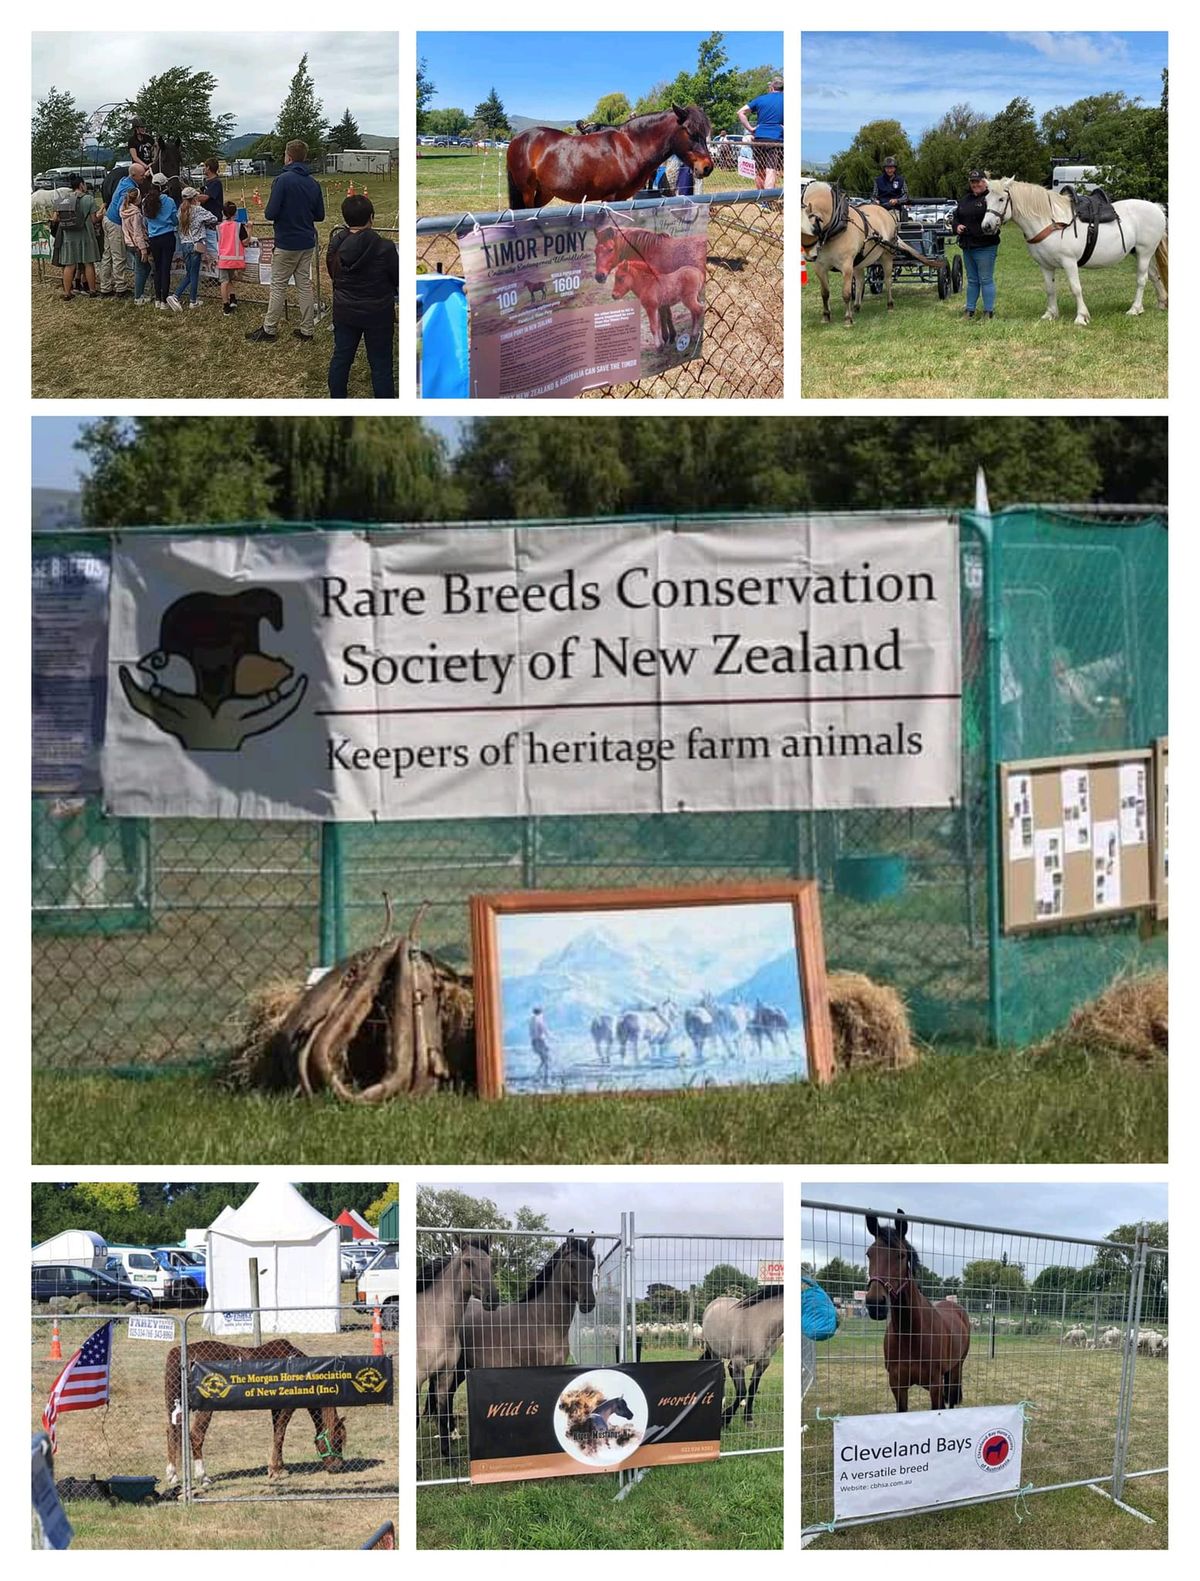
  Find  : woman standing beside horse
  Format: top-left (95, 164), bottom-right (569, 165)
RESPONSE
top-left (950, 170), bottom-right (1001, 321)
top-left (865, 1212), bottom-right (970, 1412)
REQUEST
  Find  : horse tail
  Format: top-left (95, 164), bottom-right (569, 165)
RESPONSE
top-left (1153, 236), bottom-right (1168, 293)
top-left (507, 169), bottom-right (525, 212)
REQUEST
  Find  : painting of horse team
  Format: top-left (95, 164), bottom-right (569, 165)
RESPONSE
top-left (492, 898), bottom-right (810, 1094)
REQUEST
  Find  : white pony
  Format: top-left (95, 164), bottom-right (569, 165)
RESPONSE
top-left (979, 176), bottom-right (1167, 326)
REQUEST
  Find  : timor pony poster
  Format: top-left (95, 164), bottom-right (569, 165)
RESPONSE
top-left (466, 1359), bottom-right (724, 1483)
top-left (102, 517), bottom-right (961, 820)
top-left (458, 205), bottom-right (708, 397)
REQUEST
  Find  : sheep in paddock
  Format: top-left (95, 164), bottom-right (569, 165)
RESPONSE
top-left (1063, 1326), bottom-right (1088, 1348)
top-left (1099, 1327), bottom-right (1122, 1349)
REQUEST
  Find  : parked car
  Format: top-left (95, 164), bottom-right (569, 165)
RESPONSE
top-left (355, 1245), bottom-right (399, 1328)
top-left (152, 1248), bottom-right (207, 1299)
top-left (105, 1248), bottom-right (175, 1304)
top-left (32, 1263), bottom-right (153, 1307)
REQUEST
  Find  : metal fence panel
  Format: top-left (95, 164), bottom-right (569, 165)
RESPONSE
top-left (800, 1201), bottom-right (1168, 1534)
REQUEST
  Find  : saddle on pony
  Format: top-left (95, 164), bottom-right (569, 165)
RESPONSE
top-left (1058, 185), bottom-right (1125, 264)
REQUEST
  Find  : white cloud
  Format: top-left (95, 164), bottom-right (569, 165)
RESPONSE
top-left (1006, 32), bottom-right (1129, 68)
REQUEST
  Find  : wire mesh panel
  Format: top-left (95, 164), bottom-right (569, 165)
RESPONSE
top-left (415, 192), bottom-right (783, 398)
top-left (634, 1233), bottom-right (784, 1456)
top-left (800, 1201), bottom-right (1168, 1533)
top-left (415, 1227), bottom-right (621, 1486)
top-left (180, 1305), bottom-right (398, 1503)
top-left (1121, 1244), bottom-right (1169, 1482)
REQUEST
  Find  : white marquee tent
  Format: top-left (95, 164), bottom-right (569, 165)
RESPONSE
top-left (203, 1181), bottom-right (341, 1335)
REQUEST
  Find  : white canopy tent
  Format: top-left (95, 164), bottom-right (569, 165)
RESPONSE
top-left (203, 1182), bottom-right (341, 1335)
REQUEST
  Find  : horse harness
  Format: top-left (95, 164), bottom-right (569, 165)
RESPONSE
top-left (1004, 184), bottom-right (1127, 266)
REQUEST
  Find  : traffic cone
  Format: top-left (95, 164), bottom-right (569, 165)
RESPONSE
top-left (801, 252), bottom-right (808, 286)
top-left (347, 180), bottom-right (356, 197)
top-left (48, 1316), bottom-right (62, 1361)
top-left (362, 186), bottom-right (369, 198)
top-left (371, 1306), bottom-right (384, 1356)
top-left (252, 189), bottom-right (261, 208)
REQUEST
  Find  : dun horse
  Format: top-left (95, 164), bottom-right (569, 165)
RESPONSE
top-left (865, 1212), bottom-right (970, 1411)
top-left (801, 180), bottom-right (944, 326)
top-left (416, 1238), bottom-right (500, 1440)
top-left (425, 1235), bottom-right (598, 1458)
top-left (164, 1339), bottom-right (347, 1487)
top-left (507, 107), bottom-right (714, 208)
top-left (701, 1284), bottom-right (784, 1427)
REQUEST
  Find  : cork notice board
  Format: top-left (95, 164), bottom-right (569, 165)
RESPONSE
top-left (1000, 749), bottom-right (1152, 933)
top-left (1153, 736), bottom-right (1168, 921)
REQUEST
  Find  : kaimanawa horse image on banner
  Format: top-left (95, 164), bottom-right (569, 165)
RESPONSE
top-left (801, 180), bottom-right (946, 326)
top-left (980, 177), bottom-right (1168, 325)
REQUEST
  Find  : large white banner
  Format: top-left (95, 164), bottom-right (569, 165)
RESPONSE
top-left (833, 1405), bottom-right (1024, 1521)
top-left (103, 519), bottom-right (961, 820)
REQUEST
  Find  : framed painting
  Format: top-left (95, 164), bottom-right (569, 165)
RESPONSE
top-left (470, 881), bottom-right (835, 1098)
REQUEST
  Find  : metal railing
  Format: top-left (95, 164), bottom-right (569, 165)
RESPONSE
top-left (800, 1200), bottom-right (1168, 1536)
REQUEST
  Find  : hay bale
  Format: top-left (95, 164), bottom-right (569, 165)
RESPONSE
top-left (1044, 972), bottom-right (1167, 1061)
top-left (827, 971), bottom-right (919, 1074)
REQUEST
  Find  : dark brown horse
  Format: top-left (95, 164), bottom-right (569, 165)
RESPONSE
top-left (865, 1213), bottom-right (970, 1412)
top-left (164, 1339), bottom-right (348, 1487)
top-left (506, 106), bottom-right (714, 208)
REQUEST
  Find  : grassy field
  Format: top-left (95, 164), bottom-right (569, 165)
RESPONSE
top-left (418, 1453), bottom-right (781, 1548)
top-left (802, 1325), bottom-right (1167, 1547)
top-left (416, 145), bottom-right (761, 220)
top-left (801, 232), bottom-right (1168, 398)
top-left (33, 1044), bottom-right (1165, 1164)
top-left (32, 1288), bottom-right (397, 1549)
top-left (31, 173), bottom-right (399, 399)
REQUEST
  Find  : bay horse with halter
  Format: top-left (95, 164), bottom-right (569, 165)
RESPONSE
top-left (507, 106), bottom-right (714, 209)
top-left (865, 1213), bottom-right (970, 1411)
top-left (164, 1339), bottom-right (347, 1488)
top-left (802, 180), bottom-right (945, 326)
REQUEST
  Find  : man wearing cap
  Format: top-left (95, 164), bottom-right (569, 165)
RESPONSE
top-left (950, 170), bottom-right (1000, 320)
top-left (872, 157), bottom-right (909, 217)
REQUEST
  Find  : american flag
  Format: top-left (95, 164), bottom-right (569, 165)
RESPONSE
top-left (42, 1321), bottom-right (113, 1452)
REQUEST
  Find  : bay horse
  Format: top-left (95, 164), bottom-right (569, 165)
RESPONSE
top-left (164, 1339), bottom-right (347, 1488)
top-left (701, 1285), bottom-right (784, 1427)
top-left (979, 176), bottom-right (1167, 325)
top-left (416, 1237), bottom-right (499, 1444)
top-left (425, 1234), bottom-right (597, 1458)
top-left (593, 222), bottom-right (708, 343)
top-left (507, 106), bottom-right (714, 209)
top-left (865, 1213), bottom-right (970, 1411)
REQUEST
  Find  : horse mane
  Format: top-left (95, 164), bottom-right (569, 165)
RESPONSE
top-left (619, 105), bottom-right (711, 135)
top-left (1004, 179), bottom-right (1075, 226)
top-left (735, 1284), bottom-right (784, 1308)
top-left (417, 1253), bottom-right (452, 1291)
top-left (521, 1236), bottom-right (593, 1302)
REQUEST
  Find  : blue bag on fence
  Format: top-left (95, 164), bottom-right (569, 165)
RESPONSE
top-left (416, 275), bottom-right (469, 399)
top-left (802, 1275), bottom-right (838, 1339)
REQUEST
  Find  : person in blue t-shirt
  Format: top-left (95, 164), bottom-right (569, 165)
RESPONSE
top-left (738, 76), bottom-right (784, 190)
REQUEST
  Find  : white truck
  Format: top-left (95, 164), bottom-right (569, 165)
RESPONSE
top-left (31, 1229), bottom-right (108, 1270)
top-left (356, 1246), bottom-right (399, 1329)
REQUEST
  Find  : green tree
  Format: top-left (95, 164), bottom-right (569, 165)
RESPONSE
top-left (76, 1183), bottom-right (139, 1215)
top-left (814, 1256), bottom-right (866, 1294)
top-left (272, 54), bottom-right (328, 160)
top-left (961, 1258), bottom-right (1027, 1296)
top-left (417, 58), bottom-right (435, 133)
top-left (99, 68), bottom-right (236, 165)
top-left (827, 120), bottom-right (914, 196)
top-left (911, 106), bottom-right (988, 198)
top-left (589, 92), bottom-right (631, 126)
top-left (300, 1183), bottom-right (391, 1222)
top-left (365, 1183), bottom-right (399, 1227)
top-left (416, 1188), bottom-right (555, 1300)
top-left (32, 86), bottom-right (88, 179)
top-left (1040, 92), bottom-right (1135, 163)
top-left (697, 1262), bottom-right (757, 1305)
top-left (425, 107), bottom-right (469, 138)
top-left (635, 32), bottom-right (742, 131)
top-left (473, 89), bottom-right (510, 138)
top-left (976, 96), bottom-right (1044, 183)
top-left (326, 107), bottom-right (362, 153)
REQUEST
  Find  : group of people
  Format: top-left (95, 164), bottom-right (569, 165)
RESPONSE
top-left (872, 156), bottom-right (1001, 320)
top-left (45, 130), bottom-right (397, 396)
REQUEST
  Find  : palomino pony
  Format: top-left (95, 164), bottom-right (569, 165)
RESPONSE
top-left (507, 107), bottom-right (714, 208)
top-left (415, 1238), bottom-right (499, 1440)
top-left (164, 1339), bottom-right (347, 1488)
top-left (802, 180), bottom-right (944, 325)
top-left (979, 177), bottom-right (1167, 325)
top-left (865, 1213), bottom-right (970, 1411)
top-left (701, 1284), bottom-right (784, 1427)
top-left (426, 1234), bottom-right (598, 1457)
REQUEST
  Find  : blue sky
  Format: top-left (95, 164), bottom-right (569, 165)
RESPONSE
top-left (427, 1181), bottom-right (781, 1240)
top-left (418, 32), bottom-right (782, 124)
top-left (802, 32), bottom-right (1167, 162)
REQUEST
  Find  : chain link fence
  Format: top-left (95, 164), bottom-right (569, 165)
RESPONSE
top-left (416, 191), bottom-right (782, 398)
top-left (800, 1200), bottom-right (1167, 1536)
top-left (31, 506), bottom-right (1166, 1074)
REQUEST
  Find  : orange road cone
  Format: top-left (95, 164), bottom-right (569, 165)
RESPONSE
top-left (348, 180), bottom-right (356, 197)
top-left (371, 1306), bottom-right (384, 1356)
top-left (801, 253), bottom-right (808, 286)
top-left (48, 1317), bottom-right (62, 1361)
top-left (362, 186), bottom-right (369, 198)
top-left (252, 189), bottom-right (261, 208)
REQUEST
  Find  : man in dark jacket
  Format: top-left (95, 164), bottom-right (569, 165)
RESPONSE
top-left (325, 195), bottom-right (398, 397)
top-left (872, 157), bottom-right (908, 215)
top-left (247, 138), bottom-right (326, 344)
top-left (950, 170), bottom-right (1000, 319)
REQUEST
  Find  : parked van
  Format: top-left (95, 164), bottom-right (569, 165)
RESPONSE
top-left (355, 1245), bottom-right (399, 1328)
top-left (1051, 164), bottom-right (1101, 193)
top-left (106, 1246), bottom-right (173, 1303)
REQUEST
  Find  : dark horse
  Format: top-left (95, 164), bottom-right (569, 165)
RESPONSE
top-left (582, 1396), bottom-right (634, 1445)
top-left (865, 1213), bottom-right (970, 1411)
top-left (506, 106), bottom-right (714, 209)
top-left (164, 1339), bottom-right (347, 1487)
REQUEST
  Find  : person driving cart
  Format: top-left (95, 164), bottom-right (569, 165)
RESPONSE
top-left (872, 156), bottom-right (909, 219)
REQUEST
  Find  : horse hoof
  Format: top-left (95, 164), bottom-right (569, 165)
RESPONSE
top-left (1075, 317), bottom-right (1089, 327)
top-left (1126, 307), bottom-right (1143, 316)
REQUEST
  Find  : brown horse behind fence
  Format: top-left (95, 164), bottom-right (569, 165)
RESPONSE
top-left (507, 107), bottom-right (713, 208)
top-left (865, 1213), bottom-right (970, 1411)
top-left (164, 1339), bottom-right (347, 1487)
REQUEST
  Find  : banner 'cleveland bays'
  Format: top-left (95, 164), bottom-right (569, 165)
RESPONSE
top-left (103, 519), bottom-right (962, 820)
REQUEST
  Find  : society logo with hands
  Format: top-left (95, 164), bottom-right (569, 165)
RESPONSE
top-left (118, 587), bottom-right (308, 752)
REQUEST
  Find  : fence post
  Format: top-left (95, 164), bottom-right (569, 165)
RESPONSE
top-left (989, 1288), bottom-right (996, 1360)
top-left (318, 822), bottom-right (346, 966)
top-left (249, 1260), bottom-right (262, 1349)
top-left (979, 514), bottom-right (1004, 1044)
top-left (1111, 1223), bottom-right (1149, 1500)
top-left (180, 1313), bottom-right (191, 1504)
